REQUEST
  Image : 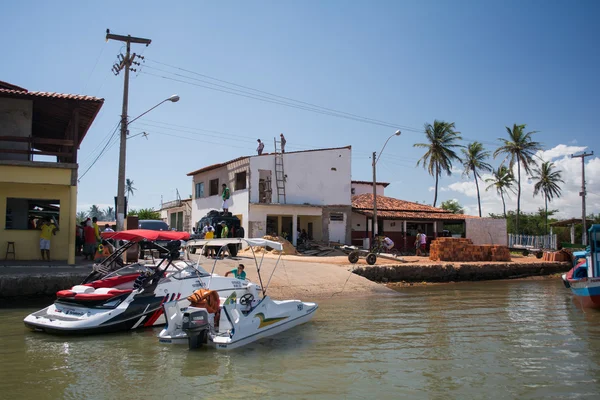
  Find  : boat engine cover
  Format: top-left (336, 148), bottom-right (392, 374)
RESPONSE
top-left (182, 309), bottom-right (210, 332)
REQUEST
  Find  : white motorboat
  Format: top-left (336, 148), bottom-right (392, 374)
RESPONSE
top-left (158, 238), bottom-right (318, 350)
top-left (24, 230), bottom-right (246, 335)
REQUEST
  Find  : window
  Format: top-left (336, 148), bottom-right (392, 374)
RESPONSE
top-left (329, 213), bottom-right (344, 221)
top-left (195, 182), bottom-right (204, 199)
top-left (235, 171), bottom-right (247, 190)
top-left (209, 179), bottom-right (219, 196)
top-left (5, 198), bottom-right (60, 230)
top-left (351, 188), bottom-right (356, 195)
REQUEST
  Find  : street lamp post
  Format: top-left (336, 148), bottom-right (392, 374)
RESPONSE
top-left (116, 95), bottom-right (180, 231)
top-left (372, 130), bottom-right (401, 243)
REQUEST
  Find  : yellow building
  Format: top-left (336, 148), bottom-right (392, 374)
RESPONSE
top-left (0, 80), bottom-right (103, 264)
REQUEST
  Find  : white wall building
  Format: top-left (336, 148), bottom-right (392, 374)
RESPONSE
top-left (351, 180), bottom-right (388, 196)
top-left (188, 146), bottom-right (352, 245)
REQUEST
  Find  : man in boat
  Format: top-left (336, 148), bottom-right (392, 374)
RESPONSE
top-left (39, 217), bottom-right (59, 261)
top-left (221, 183), bottom-right (231, 214)
top-left (225, 264), bottom-right (247, 280)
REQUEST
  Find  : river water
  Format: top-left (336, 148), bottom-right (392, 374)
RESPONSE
top-left (1, 278), bottom-right (600, 400)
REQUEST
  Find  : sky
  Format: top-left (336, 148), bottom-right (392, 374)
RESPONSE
top-left (2, 0), bottom-right (599, 220)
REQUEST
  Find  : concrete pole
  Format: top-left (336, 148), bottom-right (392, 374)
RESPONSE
top-left (116, 41), bottom-right (130, 231)
top-left (372, 151), bottom-right (377, 240)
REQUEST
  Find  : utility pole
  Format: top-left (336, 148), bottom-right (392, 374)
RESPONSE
top-left (106, 29), bottom-right (151, 231)
top-left (572, 151), bottom-right (594, 245)
top-left (372, 151), bottom-right (377, 241)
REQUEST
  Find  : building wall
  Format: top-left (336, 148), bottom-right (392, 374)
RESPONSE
top-left (248, 203), bottom-right (322, 242)
top-left (191, 159), bottom-right (250, 233)
top-left (322, 206), bottom-right (352, 244)
top-left (0, 98), bottom-right (33, 161)
top-left (248, 148), bottom-right (352, 205)
top-left (0, 182), bottom-right (73, 262)
top-left (465, 218), bottom-right (507, 246)
top-left (351, 183), bottom-right (386, 196)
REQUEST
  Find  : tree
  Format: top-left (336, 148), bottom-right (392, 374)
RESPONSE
top-left (461, 142), bottom-right (492, 217)
top-left (485, 165), bottom-right (516, 218)
top-left (76, 211), bottom-right (88, 223)
top-left (104, 206), bottom-right (115, 221)
top-left (532, 161), bottom-right (564, 235)
top-left (441, 199), bottom-right (465, 214)
top-left (493, 124), bottom-right (541, 233)
top-left (414, 120), bottom-right (463, 207)
top-left (126, 178), bottom-right (137, 200)
top-left (88, 205), bottom-right (104, 220)
top-left (127, 208), bottom-right (161, 220)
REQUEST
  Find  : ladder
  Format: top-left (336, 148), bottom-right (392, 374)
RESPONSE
top-left (274, 138), bottom-right (286, 204)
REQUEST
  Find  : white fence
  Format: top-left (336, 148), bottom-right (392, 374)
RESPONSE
top-left (508, 234), bottom-right (557, 250)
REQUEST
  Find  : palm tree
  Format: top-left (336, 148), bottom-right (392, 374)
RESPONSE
top-left (485, 165), bottom-right (516, 218)
top-left (76, 211), bottom-right (88, 223)
top-left (461, 142), bottom-right (493, 217)
top-left (532, 161), bottom-right (564, 235)
top-left (493, 124), bottom-right (541, 233)
top-left (126, 178), bottom-right (137, 200)
top-left (88, 205), bottom-right (104, 220)
top-left (104, 206), bottom-right (115, 221)
top-left (414, 120), bottom-right (463, 207)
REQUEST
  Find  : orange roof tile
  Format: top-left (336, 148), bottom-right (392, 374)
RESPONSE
top-left (0, 88), bottom-right (103, 102)
top-left (352, 193), bottom-right (476, 221)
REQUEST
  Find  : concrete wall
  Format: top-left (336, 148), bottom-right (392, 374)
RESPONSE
top-left (465, 218), bottom-right (507, 246)
top-left (248, 203), bottom-right (322, 243)
top-left (351, 182), bottom-right (385, 196)
top-left (190, 158), bottom-right (250, 233)
top-left (0, 98), bottom-right (33, 161)
top-left (0, 181), bottom-right (74, 262)
top-left (322, 206), bottom-right (352, 244)
top-left (249, 148), bottom-right (352, 205)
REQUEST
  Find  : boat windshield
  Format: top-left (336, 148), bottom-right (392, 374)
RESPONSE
top-left (104, 263), bottom-right (156, 279)
top-left (167, 260), bottom-right (211, 279)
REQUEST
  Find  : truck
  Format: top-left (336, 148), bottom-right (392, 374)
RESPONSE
top-left (188, 210), bottom-right (245, 256)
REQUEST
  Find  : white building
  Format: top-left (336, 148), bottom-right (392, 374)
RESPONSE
top-left (159, 198), bottom-right (192, 232)
top-left (188, 146), bottom-right (352, 246)
top-left (351, 180), bottom-right (389, 196)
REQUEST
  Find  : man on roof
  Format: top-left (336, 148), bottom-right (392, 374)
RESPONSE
top-left (222, 183), bottom-right (231, 214)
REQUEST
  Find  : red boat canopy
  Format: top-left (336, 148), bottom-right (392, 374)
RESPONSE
top-left (101, 229), bottom-right (190, 242)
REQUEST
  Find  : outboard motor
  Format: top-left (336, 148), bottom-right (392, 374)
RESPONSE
top-left (182, 309), bottom-right (210, 349)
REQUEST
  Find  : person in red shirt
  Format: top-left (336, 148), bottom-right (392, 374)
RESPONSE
top-left (83, 220), bottom-right (97, 260)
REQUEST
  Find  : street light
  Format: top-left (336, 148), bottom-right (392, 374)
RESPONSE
top-left (116, 95), bottom-right (180, 231)
top-left (372, 129), bottom-right (401, 241)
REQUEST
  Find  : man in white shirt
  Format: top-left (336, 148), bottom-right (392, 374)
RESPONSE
top-left (382, 236), bottom-right (394, 251)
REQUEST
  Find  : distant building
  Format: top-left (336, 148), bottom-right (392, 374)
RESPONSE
top-left (351, 180), bottom-right (389, 196)
top-left (188, 146), bottom-right (352, 245)
top-left (0, 80), bottom-right (104, 263)
top-left (159, 198), bottom-right (192, 232)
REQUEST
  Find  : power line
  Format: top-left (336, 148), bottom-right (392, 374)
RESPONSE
top-left (78, 122), bottom-right (121, 181)
top-left (81, 42), bottom-right (106, 93)
top-left (144, 59), bottom-right (423, 132)
top-left (80, 120), bottom-right (121, 165)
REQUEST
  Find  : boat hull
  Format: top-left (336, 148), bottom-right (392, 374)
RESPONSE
top-left (565, 277), bottom-right (600, 309)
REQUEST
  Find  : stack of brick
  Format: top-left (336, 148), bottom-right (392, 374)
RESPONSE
top-left (429, 238), bottom-right (511, 262)
top-left (542, 251), bottom-right (571, 262)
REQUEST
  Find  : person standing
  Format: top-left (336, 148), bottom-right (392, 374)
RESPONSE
top-left (280, 133), bottom-right (286, 153)
top-left (221, 183), bottom-right (231, 214)
top-left (83, 220), bottom-right (97, 261)
top-left (257, 139), bottom-right (264, 155)
top-left (39, 217), bottom-right (58, 261)
top-left (92, 217), bottom-right (101, 242)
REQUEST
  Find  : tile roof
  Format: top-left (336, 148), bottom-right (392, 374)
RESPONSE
top-left (0, 88), bottom-right (104, 102)
top-left (187, 145), bottom-right (352, 176)
top-left (352, 193), bottom-right (476, 221)
top-left (351, 180), bottom-right (390, 187)
top-left (0, 80), bottom-right (27, 91)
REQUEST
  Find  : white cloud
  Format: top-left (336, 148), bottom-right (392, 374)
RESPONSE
top-left (444, 144), bottom-right (600, 219)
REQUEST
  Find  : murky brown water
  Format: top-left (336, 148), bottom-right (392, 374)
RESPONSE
top-left (1, 279), bottom-right (599, 399)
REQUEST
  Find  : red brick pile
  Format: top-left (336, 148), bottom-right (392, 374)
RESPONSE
top-left (429, 238), bottom-right (511, 262)
top-left (541, 251), bottom-right (571, 262)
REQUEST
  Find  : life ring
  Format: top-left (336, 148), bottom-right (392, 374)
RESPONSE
top-left (187, 289), bottom-right (220, 314)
